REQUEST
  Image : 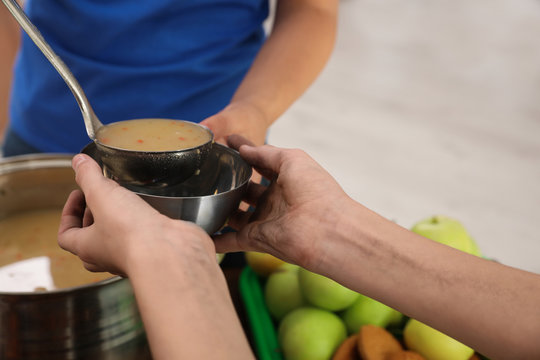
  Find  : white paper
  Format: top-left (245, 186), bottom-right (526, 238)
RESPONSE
top-left (0, 256), bottom-right (55, 292)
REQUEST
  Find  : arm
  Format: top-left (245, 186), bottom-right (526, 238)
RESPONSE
top-left (58, 155), bottom-right (254, 360)
top-left (0, 4), bottom-right (20, 139)
top-left (320, 203), bottom-right (540, 359)
top-left (214, 135), bottom-right (540, 360)
top-left (201, 0), bottom-right (339, 145)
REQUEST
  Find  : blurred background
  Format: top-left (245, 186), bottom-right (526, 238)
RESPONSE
top-left (269, 0), bottom-right (540, 273)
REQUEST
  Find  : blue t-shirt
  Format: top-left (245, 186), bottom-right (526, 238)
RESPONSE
top-left (10, 0), bottom-right (268, 153)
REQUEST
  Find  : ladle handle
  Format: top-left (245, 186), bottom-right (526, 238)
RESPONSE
top-left (2, 0), bottom-right (103, 139)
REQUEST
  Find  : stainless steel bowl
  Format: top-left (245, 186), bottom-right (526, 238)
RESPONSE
top-left (95, 120), bottom-right (214, 188)
top-left (0, 154), bottom-right (150, 360)
top-left (82, 142), bottom-right (252, 234)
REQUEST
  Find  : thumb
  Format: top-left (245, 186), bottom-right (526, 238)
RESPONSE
top-left (200, 113), bottom-right (229, 142)
top-left (238, 144), bottom-right (285, 176)
top-left (213, 231), bottom-right (248, 254)
top-left (72, 154), bottom-right (118, 208)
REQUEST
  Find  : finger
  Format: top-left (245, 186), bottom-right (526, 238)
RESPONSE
top-left (213, 231), bottom-right (247, 253)
top-left (58, 190), bottom-right (86, 253)
top-left (229, 142), bottom-right (277, 180)
top-left (226, 208), bottom-right (255, 230)
top-left (250, 165), bottom-right (275, 184)
top-left (244, 182), bottom-right (267, 207)
top-left (82, 261), bottom-right (103, 273)
top-left (82, 207), bottom-right (94, 227)
top-left (71, 154), bottom-right (118, 209)
top-left (227, 134), bottom-right (255, 150)
top-left (237, 144), bottom-right (285, 177)
top-left (226, 135), bottom-right (279, 179)
top-left (59, 190), bottom-right (85, 233)
top-left (201, 114), bottom-right (229, 141)
top-left (82, 261), bottom-right (126, 278)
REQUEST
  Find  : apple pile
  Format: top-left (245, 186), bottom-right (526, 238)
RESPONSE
top-left (245, 215), bottom-right (484, 360)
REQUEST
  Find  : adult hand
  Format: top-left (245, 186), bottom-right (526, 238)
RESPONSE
top-left (200, 102), bottom-right (268, 146)
top-left (59, 155), bottom-right (253, 359)
top-left (214, 135), bottom-right (355, 271)
top-left (58, 154), bottom-right (214, 277)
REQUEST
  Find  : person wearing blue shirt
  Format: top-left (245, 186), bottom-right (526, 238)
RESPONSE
top-left (0, 0), bottom-right (338, 156)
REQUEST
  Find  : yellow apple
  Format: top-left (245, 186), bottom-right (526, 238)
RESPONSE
top-left (245, 251), bottom-right (286, 277)
top-left (404, 319), bottom-right (474, 360)
top-left (411, 215), bottom-right (481, 256)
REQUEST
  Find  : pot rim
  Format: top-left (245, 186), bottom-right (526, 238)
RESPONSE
top-left (0, 275), bottom-right (124, 297)
top-left (0, 153), bottom-right (73, 174)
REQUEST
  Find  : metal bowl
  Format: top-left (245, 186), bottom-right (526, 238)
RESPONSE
top-left (83, 142), bottom-right (252, 234)
top-left (94, 120), bottom-right (214, 188)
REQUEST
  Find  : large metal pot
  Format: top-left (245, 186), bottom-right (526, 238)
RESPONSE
top-left (0, 154), bottom-right (151, 359)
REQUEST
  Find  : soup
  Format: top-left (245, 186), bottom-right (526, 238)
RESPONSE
top-left (96, 118), bottom-right (211, 152)
top-left (0, 208), bottom-right (112, 292)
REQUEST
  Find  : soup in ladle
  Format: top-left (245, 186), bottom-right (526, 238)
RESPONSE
top-left (96, 118), bottom-right (212, 152)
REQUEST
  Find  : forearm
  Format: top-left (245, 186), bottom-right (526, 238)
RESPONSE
top-left (0, 5), bottom-right (20, 138)
top-left (313, 199), bottom-right (540, 359)
top-left (126, 231), bottom-right (254, 360)
top-left (230, 0), bottom-right (338, 127)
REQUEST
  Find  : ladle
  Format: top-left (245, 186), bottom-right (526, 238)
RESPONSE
top-left (2, 0), bottom-right (213, 187)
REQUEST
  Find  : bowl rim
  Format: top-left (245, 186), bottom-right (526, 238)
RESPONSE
top-left (133, 143), bottom-right (253, 200)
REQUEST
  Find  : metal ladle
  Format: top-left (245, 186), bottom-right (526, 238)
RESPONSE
top-left (2, 0), bottom-right (213, 187)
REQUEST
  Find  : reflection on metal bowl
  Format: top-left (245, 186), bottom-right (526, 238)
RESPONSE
top-left (83, 142), bottom-right (252, 235)
top-left (0, 154), bottom-right (150, 359)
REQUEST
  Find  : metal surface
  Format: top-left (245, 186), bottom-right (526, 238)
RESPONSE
top-left (94, 121), bottom-right (214, 187)
top-left (1, 0), bottom-right (103, 140)
top-left (83, 142), bottom-right (252, 234)
top-left (0, 154), bottom-right (151, 360)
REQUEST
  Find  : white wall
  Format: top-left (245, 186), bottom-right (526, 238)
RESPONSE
top-left (269, 0), bottom-right (540, 273)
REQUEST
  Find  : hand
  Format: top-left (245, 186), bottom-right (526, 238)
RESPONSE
top-left (58, 154), bottom-right (214, 277)
top-left (200, 102), bottom-right (269, 146)
top-left (214, 135), bottom-right (354, 271)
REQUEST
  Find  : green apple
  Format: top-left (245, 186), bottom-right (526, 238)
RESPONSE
top-left (264, 264), bottom-right (307, 320)
top-left (341, 294), bottom-right (403, 334)
top-left (411, 215), bottom-right (481, 256)
top-left (404, 319), bottom-right (474, 360)
top-left (279, 307), bottom-right (347, 360)
top-left (298, 268), bottom-right (360, 311)
top-left (245, 251), bottom-right (286, 277)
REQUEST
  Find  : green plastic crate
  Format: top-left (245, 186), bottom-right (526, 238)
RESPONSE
top-left (239, 266), bottom-right (284, 360)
